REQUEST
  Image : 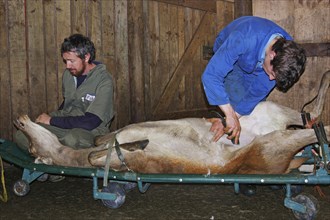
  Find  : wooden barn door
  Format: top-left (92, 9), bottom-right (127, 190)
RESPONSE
top-left (151, 11), bottom-right (216, 119)
top-left (137, 0), bottom-right (234, 122)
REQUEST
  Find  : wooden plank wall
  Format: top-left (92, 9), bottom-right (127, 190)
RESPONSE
top-left (0, 0), bottom-right (124, 141)
top-left (0, 0), bottom-right (222, 141)
top-left (145, 1), bottom-right (220, 120)
top-left (253, 0), bottom-right (330, 124)
top-left (0, 0), bottom-right (328, 142)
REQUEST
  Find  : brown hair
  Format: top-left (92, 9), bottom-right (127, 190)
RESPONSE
top-left (271, 38), bottom-right (306, 92)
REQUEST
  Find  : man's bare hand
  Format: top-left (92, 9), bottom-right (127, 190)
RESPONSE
top-left (224, 115), bottom-right (241, 145)
top-left (35, 113), bottom-right (51, 125)
top-left (218, 104), bottom-right (241, 145)
top-left (207, 118), bottom-right (225, 142)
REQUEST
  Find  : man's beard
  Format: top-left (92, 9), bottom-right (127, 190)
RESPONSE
top-left (69, 62), bottom-right (87, 76)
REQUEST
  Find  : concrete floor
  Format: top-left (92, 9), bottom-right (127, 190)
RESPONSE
top-left (1, 164), bottom-right (330, 220)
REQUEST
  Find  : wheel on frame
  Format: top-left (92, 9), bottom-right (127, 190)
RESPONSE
top-left (13, 179), bottom-right (30, 197)
top-left (101, 182), bottom-right (126, 209)
top-left (291, 193), bottom-right (319, 220)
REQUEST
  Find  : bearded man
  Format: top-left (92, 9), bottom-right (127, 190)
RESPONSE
top-left (15, 34), bottom-right (114, 150)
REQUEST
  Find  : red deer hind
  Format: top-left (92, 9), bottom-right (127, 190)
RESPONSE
top-left (14, 70), bottom-right (330, 175)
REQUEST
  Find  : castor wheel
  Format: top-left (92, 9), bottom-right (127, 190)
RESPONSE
top-left (292, 193), bottom-right (319, 220)
top-left (101, 182), bottom-right (126, 209)
top-left (13, 179), bottom-right (30, 197)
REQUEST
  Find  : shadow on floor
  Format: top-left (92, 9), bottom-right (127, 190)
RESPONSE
top-left (1, 164), bottom-right (330, 220)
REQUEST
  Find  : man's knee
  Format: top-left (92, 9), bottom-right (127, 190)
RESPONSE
top-left (61, 129), bottom-right (94, 149)
top-left (13, 130), bottom-right (30, 152)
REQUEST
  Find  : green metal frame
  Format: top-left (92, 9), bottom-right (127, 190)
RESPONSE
top-left (0, 135), bottom-right (329, 215)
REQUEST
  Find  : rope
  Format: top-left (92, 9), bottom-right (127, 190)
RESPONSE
top-left (0, 156), bottom-right (8, 202)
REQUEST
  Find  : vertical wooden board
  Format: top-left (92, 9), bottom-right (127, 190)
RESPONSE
top-left (216, 0), bottom-right (234, 31)
top-left (293, 0), bottom-right (329, 42)
top-left (0, 0), bottom-right (11, 139)
top-left (157, 2), bottom-right (170, 104)
top-left (44, 0), bottom-right (60, 113)
top-left (253, 0), bottom-right (295, 34)
top-left (191, 10), bottom-right (202, 108)
top-left (168, 4), bottom-right (178, 74)
top-left (234, 0), bottom-right (252, 18)
top-left (8, 0), bottom-right (28, 137)
top-left (186, 9), bottom-right (197, 109)
top-left (7, 1), bottom-right (27, 109)
top-left (177, 6), bottom-right (185, 58)
top-left (100, 0), bottom-right (116, 128)
top-left (197, 13), bottom-right (217, 109)
top-left (168, 4), bottom-right (185, 111)
top-left (71, 0), bottom-right (86, 34)
top-left (184, 9), bottom-right (203, 110)
top-left (101, 0), bottom-right (115, 58)
top-left (183, 8), bottom-right (193, 110)
top-left (87, 0), bottom-right (102, 61)
top-left (128, 0), bottom-right (145, 122)
top-left (26, 0), bottom-right (46, 118)
top-left (175, 6), bottom-right (186, 111)
top-left (184, 7), bottom-right (193, 46)
top-left (148, 1), bottom-right (160, 109)
top-left (55, 0), bottom-right (71, 105)
top-left (104, 55), bottom-right (116, 131)
top-left (114, 0), bottom-right (130, 128)
top-left (142, 0), bottom-right (151, 120)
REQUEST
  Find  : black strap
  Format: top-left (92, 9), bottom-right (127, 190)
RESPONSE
top-left (114, 139), bottom-right (132, 172)
top-left (301, 111), bottom-right (311, 126)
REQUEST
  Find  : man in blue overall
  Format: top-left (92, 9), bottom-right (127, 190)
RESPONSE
top-left (202, 16), bottom-right (306, 145)
top-left (201, 16), bottom-right (306, 196)
top-left (14, 34), bottom-right (114, 182)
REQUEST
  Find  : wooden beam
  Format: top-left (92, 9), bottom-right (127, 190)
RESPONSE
top-left (300, 43), bottom-right (330, 57)
top-left (155, 0), bottom-right (216, 13)
top-left (153, 12), bottom-right (212, 115)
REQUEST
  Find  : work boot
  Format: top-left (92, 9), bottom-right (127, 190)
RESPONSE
top-left (123, 182), bottom-right (137, 192)
top-left (37, 173), bottom-right (49, 182)
top-left (240, 184), bottom-right (257, 196)
top-left (48, 175), bottom-right (65, 182)
top-left (37, 174), bottom-right (65, 182)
